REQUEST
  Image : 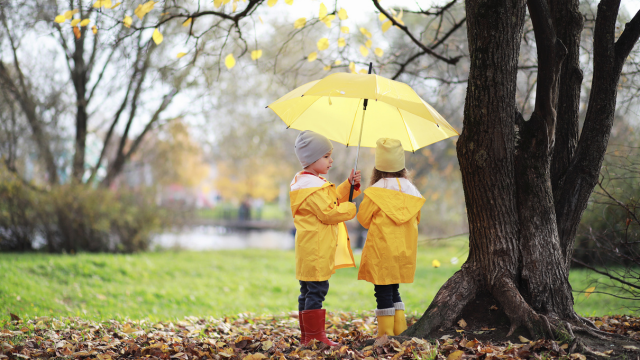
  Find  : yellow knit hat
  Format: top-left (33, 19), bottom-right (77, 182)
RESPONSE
top-left (375, 138), bottom-right (405, 172)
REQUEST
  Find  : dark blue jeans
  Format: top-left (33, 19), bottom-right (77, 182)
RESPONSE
top-left (298, 280), bottom-right (329, 311)
top-left (374, 284), bottom-right (402, 309)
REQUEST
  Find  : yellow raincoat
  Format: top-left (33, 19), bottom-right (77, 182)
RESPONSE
top-left (290, 173), bottom-right (360, 281)
top-left (357, 178), bottom-right (426, 285)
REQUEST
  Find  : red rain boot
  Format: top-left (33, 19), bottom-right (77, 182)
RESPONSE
top-left (298, 311), bottom-right (307, 344)
top-left (300, 309), bottom-right (338, 346)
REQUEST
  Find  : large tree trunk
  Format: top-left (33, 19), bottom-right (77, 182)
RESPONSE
top-left (404, 0), bottom-right (640, 340)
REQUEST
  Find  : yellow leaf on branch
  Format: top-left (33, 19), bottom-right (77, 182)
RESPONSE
top-left (323, 65), bottom-right (331, 71)
top-left (267, 0), bottom-right (277, 7)
top-left (338, 8), bottom-right (348, 20)
top-left (382, 20), bottom-right (392, 33)
top-left (319, 3), bottom-right (327, 19)
top-left (334, 59), bottom-right (342, 65)
top-left (360, 27), bottom-right (371, 38)
top-left (225, 53), bottom-right (236, 69)
top-left (321, 15), bottom-right (334, 28)
top-left (393, 16), bottom-right (405, 26)
top-left (152, 28), bottom-right (163, 45)
top-left (359, 45), bottom-right (369, 57)
top-left (365, 39), bottom-right (372, 48)
top-left (92, 0), bottom-right (112, 8)
top-left (307, 52), bottom-right (317, 62)
top-left (341, 26), bottom-right (349, 34)
top-left (285, 0), bottom-right (293, 4)
top-left (585, 286), bottom-right (596, 298)
top-left (432, 259), bottom-right (441, 268)
top-left (214, 0), bottom-right (223, 8)
top-left (134, 1), bottom-right (155, 20)
top-left (317, 38), bottom-right (329, 51)
top-left (374, 47), bottom-right (384, 57)
top-left (182, 18), bottom-right (192, 27)
top-left (251, 50), bottom-right (262, 60)
top-left (337, 37), bottom-right (345, 47)
top-left (293, 18), bottom-right (306, 29)
top-left (54, 15), bottom-right (66, 23)
top-left (91, 25), bottom-right (98, 34)
top-left (123, 15), bottom-right (132, 28)
top-left (80, 19), bottom-right (91, 27)
top-left (177, 52), bottom-right (187, 58)
top-left (73, 26), bottom-right (81, 39)
top-left (70, 18), bottom-right (81, 27)
top-left (111, 2), bottom-right (122, 9)
top-left (349, 61), bottom-right (355, 73)
top-left (358, 69), bottom-right (367, 74)
top-left (233, 2), bottom-right (237, 12)
top-left (64, 9), bottom-right (79, 19)
top-left (378, 13), bottom-right (387, 21)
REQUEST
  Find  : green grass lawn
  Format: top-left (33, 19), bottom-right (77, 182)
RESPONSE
top-left (0, 237), bottom-right (635, 322)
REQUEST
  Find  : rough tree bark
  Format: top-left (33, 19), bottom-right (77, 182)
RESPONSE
top-left (403, 0), bottom-right (640, 341)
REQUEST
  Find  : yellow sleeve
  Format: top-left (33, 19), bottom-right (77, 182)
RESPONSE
top-left (357, 194), bottom-right (378, 229)
top-left (336, 179), bottom-right (361, 203)
top-left (304, 188), bottom-right (357, 225)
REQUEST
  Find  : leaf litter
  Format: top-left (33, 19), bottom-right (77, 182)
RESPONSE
top-left (1, 312), bottom-right (639, 359)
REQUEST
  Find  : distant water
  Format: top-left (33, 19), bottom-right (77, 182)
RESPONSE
top-left (152, 226), bottom-right (295, 251)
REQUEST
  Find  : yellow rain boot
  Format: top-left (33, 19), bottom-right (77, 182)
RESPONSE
top-left (375, 308), bottom-right (396, 337)
top-left (394, 302), bottom-right (407, 335)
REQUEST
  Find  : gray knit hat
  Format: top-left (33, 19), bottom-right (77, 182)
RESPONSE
top-left (294, 130), bottom-right (333, 168)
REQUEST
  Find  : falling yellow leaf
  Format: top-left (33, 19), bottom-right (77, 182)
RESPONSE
top-left (152, 28), bottom-right (163, 45)
top-left (123, 16), bottom-right (132, 28)
top-left (337, 38), bottom-right (346, 47)
top-left (317, 38), bottom-right (329, 51)
top-left (54, 15), bottom-right (66, 23)
top-left (349, 61), bottom-right (356, 73)
top-left (267, 0), bottom-right (277, 7)
top-left (134, 1), bottom-right (155, 20)
top-left (307, 52), bottom-right (317, 62)
top-left (432, 259), bottom-right (441, 268)
top-left (111, 2), bottom-right (122, 9)
top-left (70, 19), bottom-right (81, 26)
top-left (177, 52), bottom-right (187, 58)
top-left (378, 13), bottom-right (387, 21)
top-left (359, 45), bottom-right (369, 57)
top-left (338, 8), bottom-right (348, 20)
top-left (182, 18), bottom-right (192, 27)
top-left (91, 25), bottom-right (98, 34)
top-left (365, 39), bottom-right (372, 48)
top-left (518, 336), bottom-right (530, 343)
top-left (214, 0), bottom-right (223, 8)
top-left (251, 50), bottom-right (263, 60)
top-left (293, 18), bottom-right (306, 29)
top-left (358, 69), bottom-right (367, 74)
top-left (341, 26), bottom-right (349, 34)
top-left (225, 53), bottom-right (236, 69)
top-left (319, 3), bottom-right (327, 19)
top-left (80, 19), bottom-right (91, 27)
top-left (382, 20), bottom-right (392, 33)
top-left (585, 286), bottom-right (596, 298)
top-left (64, 9), bottom-right (79, 19)
top-left (73, 26), bottom-right (81, 39)
top-left (447, 350), bottom-right (464, 360)
top-left (323, 65), bottom-right (331, 71)
top-left (334, 59), bottom-right (342, 65)
top-left (374, 47), bottom-right (384, 57)
top-left (360, 27), bottom-right (372, 38)
top-left (285, 0), bottom-right (293, 4)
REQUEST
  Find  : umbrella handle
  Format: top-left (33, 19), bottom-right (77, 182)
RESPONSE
top-left (349, 184), bottom-right (356, 203)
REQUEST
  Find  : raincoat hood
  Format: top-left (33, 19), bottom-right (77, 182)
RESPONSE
top-left (290, 181), bottom-right (333, 217)
top-left (364, 187), bottom-right (425, 225)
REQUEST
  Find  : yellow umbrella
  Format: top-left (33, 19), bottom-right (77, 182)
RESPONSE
top-left (267, 65), bottom-right (459, 199)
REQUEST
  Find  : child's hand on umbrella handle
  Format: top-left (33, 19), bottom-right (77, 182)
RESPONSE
top-left (349, 169), bottom-right (361, 186)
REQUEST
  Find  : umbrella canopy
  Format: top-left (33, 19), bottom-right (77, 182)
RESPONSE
top-left (267, 72), bottom-right (459, 152)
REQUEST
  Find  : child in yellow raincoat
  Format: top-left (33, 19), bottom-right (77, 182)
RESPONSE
top-left (357, 138), bottom-right (426, 337)
top-left (290, 130), bottom-right (361, 346)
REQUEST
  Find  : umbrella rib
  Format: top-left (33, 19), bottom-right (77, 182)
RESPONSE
top-left (346, 98), bottom-right (363, 146)
top-left (397, 108), bottom-right (416, 152)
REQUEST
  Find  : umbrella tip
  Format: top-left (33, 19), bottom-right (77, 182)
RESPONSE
top-left (265, 106), bottom-right (268, 109)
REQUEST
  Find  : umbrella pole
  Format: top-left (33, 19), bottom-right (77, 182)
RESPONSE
top-left (349, 62), bottom-right (373, 202)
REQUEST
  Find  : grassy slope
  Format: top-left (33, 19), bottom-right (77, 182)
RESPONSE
top-left (0, 238), bottom-right (634, 321)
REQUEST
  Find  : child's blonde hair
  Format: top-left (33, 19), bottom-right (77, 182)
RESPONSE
top-left (369, 168), bottom-right (409, 186)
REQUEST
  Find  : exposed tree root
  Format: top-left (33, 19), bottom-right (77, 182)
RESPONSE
top-left (402, 265), bottom-right (479, 338)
